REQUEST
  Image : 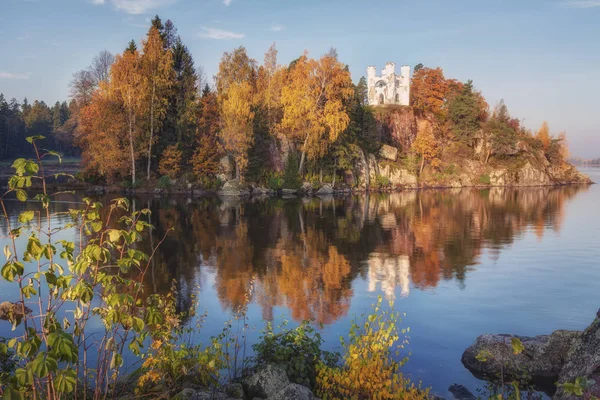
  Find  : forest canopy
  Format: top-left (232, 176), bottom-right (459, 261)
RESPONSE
top-left (0, 16), bottom-right (570, 189)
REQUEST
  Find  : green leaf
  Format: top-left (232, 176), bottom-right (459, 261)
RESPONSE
top-left (2, 387), bottom-right (25, 400)
top-left (32, 353), bottom-right (58, 378)
top-left (17, 210), bottom-right (35, 224)
top-left (54, 368), bottom-right (77, 393)
top-left (1, 261), bottom-right (24, 282)
top-left (15, 189), bottom-right (27, 202)
top-left (511, 337), bottom-right (525, 355)
top-left (25, 135), bottom-right (45, 143)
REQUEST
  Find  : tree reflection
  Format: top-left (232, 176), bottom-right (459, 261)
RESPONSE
top-left (3, 186), bottom-right (584, 326)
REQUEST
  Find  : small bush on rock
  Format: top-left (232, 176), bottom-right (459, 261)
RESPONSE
top-left (252, 320), bottom-right (338, 389)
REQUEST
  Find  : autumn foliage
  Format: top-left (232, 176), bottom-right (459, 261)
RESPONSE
top-left (73, 16), bottom-right (574, 188)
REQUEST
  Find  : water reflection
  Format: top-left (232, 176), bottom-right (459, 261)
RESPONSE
top-left (98, 186), bottom-right (585, 325)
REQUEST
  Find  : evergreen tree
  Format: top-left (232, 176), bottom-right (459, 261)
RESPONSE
top-left (125, 40), bottom-right (137, 53)
top-left (448, 80), bottom-right (482, 146)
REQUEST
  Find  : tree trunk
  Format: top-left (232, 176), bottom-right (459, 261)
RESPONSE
top-left (235, 161), bottom-right (240, 181)
top-left (147, 80), bottom-right (156, 182)
top-left (128, 90), bottom-right (136, 186)
top-left (319, 168), bottom-right (323, 184)
top-left (332, 158), bottom-right (337, 186)
top-left (420, 156), bottom-right (425, 175)
top-left (485, 148), bottom-right (491, 165)
top-left (298, 133), bottom-right (309, 175)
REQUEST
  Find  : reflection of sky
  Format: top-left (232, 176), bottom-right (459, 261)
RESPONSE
top-left (1, 179), bottom-right (599, 398)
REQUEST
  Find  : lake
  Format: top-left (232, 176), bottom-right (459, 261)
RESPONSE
top-left (1, 168), bottom-right (599, 397)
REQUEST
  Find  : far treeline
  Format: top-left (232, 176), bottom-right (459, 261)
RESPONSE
top-left (0, 16), bottom-right (570, 188)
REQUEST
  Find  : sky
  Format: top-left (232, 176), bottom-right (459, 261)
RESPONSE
top-left (0, 0), bottom-right (599, 157)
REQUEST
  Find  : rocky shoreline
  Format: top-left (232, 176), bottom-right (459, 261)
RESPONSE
top-left (460, 309), bottom-right (600, 400)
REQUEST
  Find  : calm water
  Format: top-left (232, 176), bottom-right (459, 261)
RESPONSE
top-left (1, 169), bottom-right (599, 397)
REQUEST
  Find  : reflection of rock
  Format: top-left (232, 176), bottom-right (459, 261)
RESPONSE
top-left (379, 213), bottom-right (397, 229)
top-left (367, 254), bottom-right (410, 299)
top-left (448, 384), bottom-right (476, 400)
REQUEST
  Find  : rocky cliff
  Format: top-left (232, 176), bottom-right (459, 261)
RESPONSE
top-left (352, 107), bottom-right (592, 190)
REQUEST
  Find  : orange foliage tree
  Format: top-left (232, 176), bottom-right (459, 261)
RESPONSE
top-left (536, 121), bottom-right (551, 149)
top-left (216, 47), bottom-right (257, 181)
top-left (279, 51), bottom-right (354, 174)
top-left (410, 67), bottom-right (448, 117)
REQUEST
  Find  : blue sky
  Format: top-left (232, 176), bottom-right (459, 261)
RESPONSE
top-left (1, 0), bottom-right (598, 157)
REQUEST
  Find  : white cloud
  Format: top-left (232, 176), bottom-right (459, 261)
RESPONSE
top-left (269, 24), bottom-right (284, 32)
top-left (223, 0), bottom-right (232, 5)
top-left (93, 0), bottom-right (176, 14)
top-left (0, 72), bottom-right (29, 80)
top-left (17, 34), bottom-right (30, 40)
top-left (562, 0), bottom-right (600, 7)
top-left (198, 26), bottom-right (244, 40)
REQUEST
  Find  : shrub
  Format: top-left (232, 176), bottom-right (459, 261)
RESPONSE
top-left (157, 175), bottom-right (172, 189)
top-left (479, 174), bottom-right (491, 185)
top-left (316, 296), bottom-right (429, 400)
top-left (198, 176), bottom-right (223, 191)
top-left (0, 136), bottom-right (221, 399)
top-left (283, 154), bottom-right (302, 189)
top-left (135, 282), bottom-right (223, 396)
top-left (158, 144), bottom-right (183, 179)
top-left (375, 174), bottom-right (391, 189)
top-left (266, 172), bottom-right (284, 190)
top-left (252, 320), bottom-right (338, 389)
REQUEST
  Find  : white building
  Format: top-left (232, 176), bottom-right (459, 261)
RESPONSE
top-left (367, 63), bottom-right (410, 106)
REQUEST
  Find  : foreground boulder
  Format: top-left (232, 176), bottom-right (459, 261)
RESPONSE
top-left (0, 301), bottom-right (32, 321)
top-left (243, 365), bottom-right (290, 399)
top-left (269, 383), bottom-right (314, 400)
top-left (554, 311), bottom-right (600, 400)
top-left (315, 184), bottom-right (333, 195)
top-left (461, 330), bottom-right (580, 383)
top-left (219, 179), bottom-right (250, 197)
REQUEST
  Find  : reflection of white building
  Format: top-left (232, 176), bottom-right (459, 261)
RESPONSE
top-left (367, 253), bottom-right (410, 299)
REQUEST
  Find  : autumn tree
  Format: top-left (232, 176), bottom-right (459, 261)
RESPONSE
top-left (77, 83), bottom-right (130, 182)
top-left (536, 121), bottom-right (551, 149)
top-left (140, 26), bottom-right (174, 181)
top-left (192, 85), bottom-right (221, 179)
top-left (410, 67), bottom-right (447, 117)
top-left (216, 47), bottom-right (257, 180)
top-left (412, 122), bottom-right (440, 174)
top-left (279, 51), bottom-right (354, 174)
top-left (110, 44), bottom-right (143, 185)
top-left (220, 81), bottom-right (255, 180)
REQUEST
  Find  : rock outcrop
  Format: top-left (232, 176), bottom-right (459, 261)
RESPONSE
top-left (379, 144), bottom-right (399, 161)
top-left (555, 311), bottom-right (600, 400)
top-left (463, 310), bottom-right (600, 400)
top-left (219, 180), bottom-right (250, 197)
top-left (462, 330), bottom-right (580, 382)
top-left (315, 184), bottom-right (334, 195)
